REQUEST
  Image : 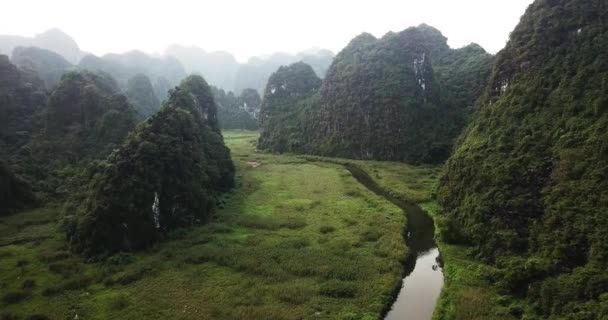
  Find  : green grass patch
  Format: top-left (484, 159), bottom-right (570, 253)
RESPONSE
top-left (0, 130), bottom-right (409, 319)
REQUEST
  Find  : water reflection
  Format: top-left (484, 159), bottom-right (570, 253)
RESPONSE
top-left (342, 164), bottom-right (444, 320)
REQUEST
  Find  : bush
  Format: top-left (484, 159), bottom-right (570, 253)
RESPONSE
top-left (41, 286), bottom-right (62, 297)
top-left (2, 291), bottom-right (30, 304)
top-left (108, 294), bottom-right (129, 311)
top-left (61, 275), bottom-right (92, 290)
top-left (360, 228), bottom-right (382, 242)
top-left (319, 280), bottom-right (357, 298)
top-left (319, 226), bottom-right (336, 234)
top-left (21, 279), bottom-right (36, 290)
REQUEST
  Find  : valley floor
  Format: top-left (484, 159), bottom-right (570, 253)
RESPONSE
top-left (0, 130), bottom-right (432, 320)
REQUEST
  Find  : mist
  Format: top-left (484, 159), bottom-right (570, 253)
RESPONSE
top-left (1, 0), bottom-right (534, 62)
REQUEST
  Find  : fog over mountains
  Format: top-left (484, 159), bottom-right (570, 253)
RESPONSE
top-left (0, 28), bottom-right (334, 94)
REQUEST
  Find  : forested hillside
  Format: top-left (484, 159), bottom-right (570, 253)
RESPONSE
top-left (11, 46), bottom-right (73, 89)
top-left (65, 75), bottom-right (234, 256)
top-left (125, 73), bottom-right (161, 119)
top-left (212, 87), bottom-right (261, 130)
top-left (257, 62), bottom-right (322, 152)
top-left (258, 25), bottom-right (494, 163)
top-left (438, 0), bottom-right (608, 317)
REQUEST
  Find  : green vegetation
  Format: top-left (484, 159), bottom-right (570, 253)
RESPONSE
top-left (0, 131), bottom-right (413, 319)
top-left (437, 0), bottom-right (608, 318)
top-left (0, 161), bottom-right (37, 214)
top-left (1, 66), bottom-right (138, 200)
top-left (213, 87), bottom-right (260, 130)
top-left (78, 50), bottom-right (187, 102)
top-left (65, 75), bottom-right (234, 256)
top-left (11, 46), bottom-right (73, 89)
top-left (257, 62), bottom-right (322, 152)
top-left (257, 25), bottom-right (493, 164)
top-left (125, 73), bottom-right (160, 119)
top-left (0, 54), bottom-right (46, 152)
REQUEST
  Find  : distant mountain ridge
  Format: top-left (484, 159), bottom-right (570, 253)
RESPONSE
top-left (0, 28), bottom-right (334, 95)
top-left (0, 28), bottom-right (85, 64)
top-left (165, 44), bottom-right (334, 94)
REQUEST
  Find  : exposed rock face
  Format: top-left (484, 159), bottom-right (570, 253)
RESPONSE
top-left (438, 0), bottom-right (608, 317)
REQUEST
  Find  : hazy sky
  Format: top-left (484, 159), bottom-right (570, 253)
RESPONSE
top-left (1, 0), bottom-right (534, 62)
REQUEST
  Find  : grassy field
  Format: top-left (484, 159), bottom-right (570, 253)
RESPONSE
top-left (0, 130), bottom-right (426, 320)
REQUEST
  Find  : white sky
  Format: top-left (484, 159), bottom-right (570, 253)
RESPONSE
top-left (0, 0), bottom-right (534, 62)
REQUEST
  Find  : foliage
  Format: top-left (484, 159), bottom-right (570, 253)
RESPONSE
top-left (0, 131), bottom-right (408, 319)
top-left (65, 75), bottom-right (234, 256)
top-left (257, 62), bottom-right (322, 152)
top-left (212, 86), bottom-right (260, 130)
top-left (0, 161), bottom-right (37, 215)
top-left (78, 51), bottom-right (186, 102)
top-left (257, 25), bottom-right (494, 164)
top-left (438, 0), bottom-right (608, 317)
top-left (125, 73), bottom-right (160, 119)
top-left (44, 70), bottom-right (137, 161)
top-left (0, 55), bottom-right (46, 152)
top-left (11, 46), bottom-right (73, 89)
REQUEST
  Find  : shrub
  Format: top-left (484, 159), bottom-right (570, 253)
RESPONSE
top-left (61, 275), bottom-right (92, 290)
top-left (360, 228), bottom-right (382, 242)
top-left (41, 286), bottom-right (62, 297)
top-left (276, 284), bottom-right (314, 304)
top-left (319, 225), bottom-right (336, 234)
top-left (2, 291), bottom-right (30, 304)
top-left (21, 279), bottom-right (36, 290)
top-left (319, 280), bottom-right (357, 298)
top-left (108, 294), bottom-right (129, 311)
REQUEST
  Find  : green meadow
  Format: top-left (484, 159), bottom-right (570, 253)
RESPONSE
top-left (0, 130), bottom-right (445, 320)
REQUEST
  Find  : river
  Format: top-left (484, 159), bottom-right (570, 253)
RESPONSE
top-left (343, 164), bottom-right (443, 320)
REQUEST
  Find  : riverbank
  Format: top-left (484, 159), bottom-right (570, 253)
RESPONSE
top-left (341, 160), bottom-right (519, 320)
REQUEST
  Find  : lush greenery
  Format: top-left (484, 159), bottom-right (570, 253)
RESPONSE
top-left (212, 87), bottom-right (261, 130)
top-left (257, 25), bottom-right (493, 164)
top-left (437, 0), bottom-right (608, 318)
top-left (65, 75), bottom-right (234, 256)
top-left (257, 62), bottom-right (322, 152)
top-left (1, 63), bottom-right (138, 198)
top-left (0, 54), bottom-right (46, 152)
top-left (0, 131), bottom-right (417, 319)
top-left (44, 71), bottom-right (137, 162)
top-left (125, 73), bottom-right (160, 119)
top-left (11, 46), bottom-right (73, 90)
top-left (0, 161), bottom-right (37, 215)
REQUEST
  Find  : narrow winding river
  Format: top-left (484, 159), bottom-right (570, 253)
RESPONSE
top-left (344, 164), bottom-right (444, 320)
